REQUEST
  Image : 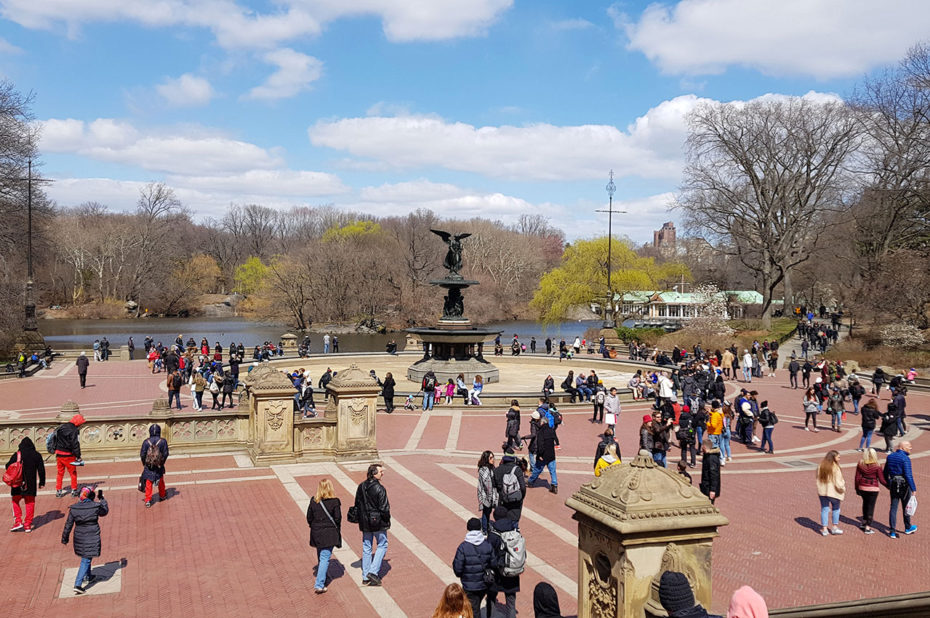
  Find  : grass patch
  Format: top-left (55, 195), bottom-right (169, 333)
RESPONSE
top-left (656, 317), bottom-right (797, 353)
top-left (824, 337), bottom-right (930, 372)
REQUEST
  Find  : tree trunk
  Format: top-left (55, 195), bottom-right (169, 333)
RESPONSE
top-left (782, 268), bottom-right (793, 312)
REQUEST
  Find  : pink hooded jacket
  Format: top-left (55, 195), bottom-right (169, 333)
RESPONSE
top-left (727, 586), bottom-right (768, 618)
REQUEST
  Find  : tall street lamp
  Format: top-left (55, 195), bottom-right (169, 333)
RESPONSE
top-left (596, 170), bottom-right (627, 328)
top-left (14, 159), bottom-right (48, 351)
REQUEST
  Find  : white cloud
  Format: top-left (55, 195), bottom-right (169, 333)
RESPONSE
top-left (156, 73), bottom-right (215, 107)
top-left (0, 36), bottom-right (22, 54)
top-left (309, 95), bottom-right (708, 181)
top-left (39, 118), bottom-right (283, 175)
top-left (0, 0), bottom-right (511, 48)
top-left (172, 169), bottom-right (347, 196)
top-left (246, 49), bottom-right (322, 101)
top-left (619, 0), bottom-right (930, 79)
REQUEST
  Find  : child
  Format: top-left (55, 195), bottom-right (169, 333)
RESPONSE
top-left (444, 379), bottom-right (455, 405)
top-left (403, 394), bottom-right (415, 411)
top-left (434, 382), bottom-right (443, 405)
top-left (677, 459), bottom-right (692, 484)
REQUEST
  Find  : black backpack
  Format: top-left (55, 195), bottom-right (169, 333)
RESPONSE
top-left (172, 372), bottom-right (183, 389)
top-left (424, 375), bottom-right (436, 391)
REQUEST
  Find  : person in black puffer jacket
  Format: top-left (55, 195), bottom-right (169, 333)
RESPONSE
top-left (61, 485), bottom-right (109, 594)
top-left (453, 517), bottom-right (497, 618)
top-left (6, 437), bottom-right (45, 533)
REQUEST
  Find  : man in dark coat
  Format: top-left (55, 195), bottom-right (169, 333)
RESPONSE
top-left (54, 414), bottom-right (85, 498)
top-left (527, 421), bottom-right (558, 494)
top-left (354, 464), bottom-right (390, 586)
top-left (699, 439), bottom-right (721, 505)
top-left (452, 517), bottom-right (496, 618)
top-left (6, 437), bottom-right (45, 532)
top-left (61, 485), bottom-right (109, 595)
top-left (75, 351), bottom-right (89, 388)
top-left (140, 424), bottom-right (169, 507)
top-left (493, 449), bottom-right (526, 522)
top-left (659, 570), bottom-right (723, 618)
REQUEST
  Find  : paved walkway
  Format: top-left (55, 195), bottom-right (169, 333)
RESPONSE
top-left (0, 359), bottom-right (927, 616)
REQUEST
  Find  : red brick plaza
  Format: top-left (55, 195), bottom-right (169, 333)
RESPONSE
top-left (0, 358), bottom-right (927, 617)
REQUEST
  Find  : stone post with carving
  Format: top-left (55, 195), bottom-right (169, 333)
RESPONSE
top-left (242, 363), bottom-right (299, 465)
top-left (565, 451), bottom-right (728, 618)
top-left (325, 364), bottom-right (379, 461)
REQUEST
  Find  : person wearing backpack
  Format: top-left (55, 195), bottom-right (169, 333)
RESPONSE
top-left (757, 400), bottom-right (777, 454)
top-left (849, 377), bottom-right (866, 415)
top-left (676, 405), bottom-right (697, 467)
top-left (140, 424), bottom-right (169, 508)
top-left (61, 485), bottom-right (108, 595)
top-left (167, 369), bottom-right (183, 410)
top-left (221, 369), bottom-right (236, 408)
top-left (422, 370), bottom-right (438, 411)
top-left (593, 426), bottom-right (619, 469)
top-left (527, 417), bottom-right (558, 494)
top-left (493, 448), bottom-right (526, 522)
top-left (488, 505), bottom-right (522, 618)
top-left (54, 414), bottom-right (85, 498)
top-left (592, 383), bottom-right (607, 424)
top-left (477, 451), bottom-right (498, 534)
top-left (76, 351), bottom-right (89, 388)
top-left (307, 478), bottom-right (341, 594)
top-left (209, 372), bottom-right (222, 410)
top-left (6, 437), bottom-right (45, 533)
top-left (452, 517), bottom-right (497, 618)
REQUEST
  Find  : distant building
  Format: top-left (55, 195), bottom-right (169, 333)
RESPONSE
top-left (617, 290), bottom-right (767, 321)
top-left (653, 221), bottom-right (677, 250)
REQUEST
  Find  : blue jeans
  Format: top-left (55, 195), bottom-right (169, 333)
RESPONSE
top-left (652, 451), bottom-right (667, 467)
top-left (695, 426), bottom-right (705, 448)
top-left (194, 391), bottom-right (203, 409)
top-left (324, 343), bottom-right (330, 354)
top-left (709, 433), bottom-right (720, 449)
top-left (831, 412), bottom-right (842, 430)
top-left (75, 557), bottom-right (92, 587)
top-left (528, 459), bottom-right (558, 487)
top-left (742, 367), bottom-right (752, 382)
top-left (852, 399), bottom-right (860, 414)
top-left (315, 547), bottom-right (332, 589)
top-left (760, 427), bottom-right (774, 452)
top-left (528, 452), bottom-right (536, 469)
top-left (897, 417), bottom-right (905, 436)
top-left (168, 390), bottom-right (181, 409)
top-left (577, 386), bottom-right (592, 401)
top-left (480, 505), bottom-right (493, 534)
top-left (422, 391), bottom-right (435, 410)
top-left (859, 430), bottom-right (873, 449)
top-left (362, 531), bottom-right (388, 579)
top-left (819, 495), bottom-right (840, 528)
top-left (720, 428), bottom-right (731, 459)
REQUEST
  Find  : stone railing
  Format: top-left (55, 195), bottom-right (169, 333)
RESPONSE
top-left (0, 400), bottom-right (249, 461)
top-left (771, 591), bottom-right (930, 617)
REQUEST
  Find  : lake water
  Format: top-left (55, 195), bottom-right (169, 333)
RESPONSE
top-left (39, 317), bottom-right (605, 352)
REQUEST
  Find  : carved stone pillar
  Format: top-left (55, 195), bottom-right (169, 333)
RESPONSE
top-left (325, 364), bottom-right (380, 461)
top-left (242, 364), bottom-right (299, 465)
top-left (280, 333), bottom-right (297, 353)
top-left (565, 452), bottom-right (728, 618)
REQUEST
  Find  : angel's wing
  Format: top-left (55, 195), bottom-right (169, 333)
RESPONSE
top-left (430, 229), bottom-right (452, 242)
top-left (454, 233), bottom-right (472, 241)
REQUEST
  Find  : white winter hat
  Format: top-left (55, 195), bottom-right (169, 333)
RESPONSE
top-left (815, 377), bottom-right (822, 383)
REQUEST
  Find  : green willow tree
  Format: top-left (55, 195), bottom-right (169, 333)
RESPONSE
top-left (530, 237), bottom-right (690, 324)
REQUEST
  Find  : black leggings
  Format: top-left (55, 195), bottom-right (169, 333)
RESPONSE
top-left (805, 412), bottom-right (818, 429)
top-left (860, 491), bottom-right (878, 526)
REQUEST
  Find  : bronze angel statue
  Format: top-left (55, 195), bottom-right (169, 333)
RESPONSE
top-left (430, 229), bottom-right (472, 276)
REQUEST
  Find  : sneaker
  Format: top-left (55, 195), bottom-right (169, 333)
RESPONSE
top-left (821, 529), bottom-right (829, 536)
top-left (720, 459), bottom-right (726, 466)
top-left (864, 528), bottom-right (875, 535)
top-left (56, 490), bottom-right (67, 498)
top-left (751, 436), bottom-right (761, 443)
top-left (813, 429), bottom-right (820, 433)
top-left (830, 527), bottom-right (843, 535)
top-left (71, 489), bottom-right (79, 497)
top-left (804, 427), bottom-right (810, 432)
top-left (362, 578), bottom-right (370, 586)
top-left (905, 525), bottom-right (918, 535)
top-left (549, 485), bottom-right (559, 494)
top-left (367, 574), bottom-right (382, 586)
top-left (890, 532), bottom-right (899, 539)
top-left (73, 586), bottom-right (86, 595)
top-left (314, 587), bottom-right (327, 594)
top-left (24, 526), bottom-right (31, 533)
top-left (145, 501), bottom-right (152, 508)
top-left (10, 523), bottom-right (23, 532)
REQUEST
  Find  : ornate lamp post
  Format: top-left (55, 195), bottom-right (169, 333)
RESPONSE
top-left (15, 159), bottom-right (46, 350)
top-left (596, 170), bottom-right (627, 328)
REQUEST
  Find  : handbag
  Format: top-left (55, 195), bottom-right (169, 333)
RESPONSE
top-left (137, 474), bottom-right (146, 493)
top-left (346, 506), bottom-right (359, 524)
top-left (2, 452), bottom-right (23, 487)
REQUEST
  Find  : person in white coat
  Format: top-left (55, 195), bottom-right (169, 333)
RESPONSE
top-left (741, 350), bottom-right (753, 383)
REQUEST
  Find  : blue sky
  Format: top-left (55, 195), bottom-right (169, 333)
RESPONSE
top-left (1, 0), bottom-right (929, 242)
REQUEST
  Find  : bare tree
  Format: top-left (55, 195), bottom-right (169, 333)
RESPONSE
top-left (677, 97), bottom-right (860, 326)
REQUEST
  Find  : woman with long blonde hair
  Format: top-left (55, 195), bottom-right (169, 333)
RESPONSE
top-left (432, 583), bottom-right (474, 618)
top-left (854, 448), bottom-right (885, 534)
top-left (306, 478), bottom-right (341, 593)
top-left (815, 450), bottom-right (845, 536)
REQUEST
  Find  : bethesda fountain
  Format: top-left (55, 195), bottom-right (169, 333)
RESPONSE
top-left (405, 229), bottom-right (501, 384)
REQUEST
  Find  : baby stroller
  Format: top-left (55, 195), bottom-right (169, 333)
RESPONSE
top-left (403, 393), bottom-right (417, 411)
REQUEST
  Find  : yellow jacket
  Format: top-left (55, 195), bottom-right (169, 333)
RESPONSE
top-left (594, 455), bottom-right (621, 477)
top-left (707, 409), bottom-right (724, 435)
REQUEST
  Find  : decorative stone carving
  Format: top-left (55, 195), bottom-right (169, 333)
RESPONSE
top-left (348, 399), bottom-right (367, 426)
top-left (267, 406), bottom-right (285, 431)
top-left (243, 363), bottom-right (295, 392)
top-left (566, 451), bottom-right (728, 618)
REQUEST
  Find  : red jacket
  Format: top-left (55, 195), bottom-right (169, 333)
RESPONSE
top-left (855, 462), bottom-right (885, 490)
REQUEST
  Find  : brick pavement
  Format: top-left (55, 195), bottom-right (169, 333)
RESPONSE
top-left (0, 361), bottom-right (927, 616)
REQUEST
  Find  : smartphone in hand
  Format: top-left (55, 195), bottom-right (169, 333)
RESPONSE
top-left (97, 490), bottom-right (103, 500)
